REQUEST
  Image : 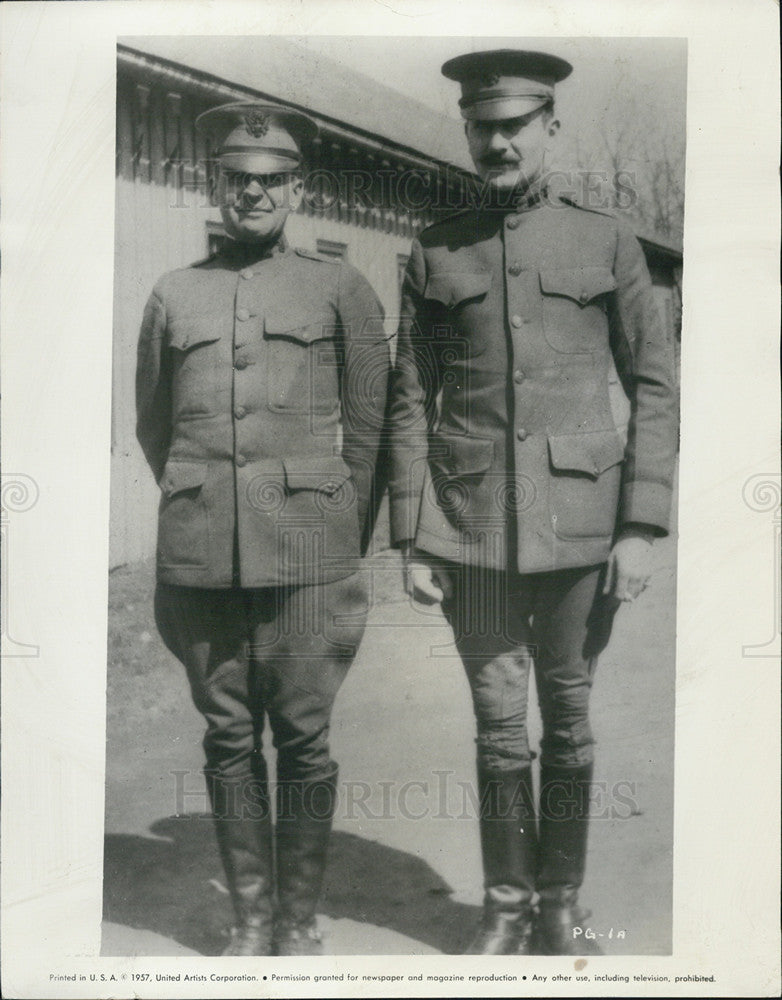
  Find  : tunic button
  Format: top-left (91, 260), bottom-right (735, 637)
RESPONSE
top-left (236, 308), bottom-right (250, 322)
top-left (234, 357), bottom-right (248, 370)
top-left (508, 261), bottom-right (523, 276)
top-left (516, 428), bottom-right (529, 441)
top-left (506, 216), bottom-right (520, 230)
top-left (514, 369), bottom-right (525, 384)
top-left (240, 268), bottom-right (254, 279)
top-left (511, 315), bottom-right (523, 328)
top-left (579, 290), bottom-right (589, 303)
top-left (236, 454), bottom-right (247, 467)
top-left (234, 406), bottom-right (246, 419)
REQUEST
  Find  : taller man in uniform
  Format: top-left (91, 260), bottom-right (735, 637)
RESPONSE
top-left (136, 103), bottom-right (389, 955)
top-left (388, 51), bottom-right (678, 954)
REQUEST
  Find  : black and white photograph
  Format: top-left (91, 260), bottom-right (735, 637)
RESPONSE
top-left (104, 34), bottom-right (684, 959)
top-left (0, 2), bottom-right (779, 998)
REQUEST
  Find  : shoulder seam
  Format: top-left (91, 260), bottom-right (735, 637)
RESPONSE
top-left (294, 246), bottom-right (341, 264)
top-left (423, 208), bottom-right (473, 231)
top-left (189, 252), bottom-right (220, 268)
top-left (557, 194), bottom-right (617, 220)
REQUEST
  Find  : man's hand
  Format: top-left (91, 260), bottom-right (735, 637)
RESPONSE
top-left (603, 533), bottom-right (653, 603)
top-left (401, 545), bottom-right (454, 605)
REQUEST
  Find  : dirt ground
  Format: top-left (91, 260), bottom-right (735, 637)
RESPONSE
top-left (102, 512), bottom-right (677, 957)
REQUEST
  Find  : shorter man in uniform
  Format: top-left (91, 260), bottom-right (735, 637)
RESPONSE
top-left (136, 103), bottom-right (389, 955)
top-left (389, 51), bottom-right (678, 954)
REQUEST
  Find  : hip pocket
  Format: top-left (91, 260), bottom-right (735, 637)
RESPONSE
top-left (157, 461), bottom-right (209, 568)
top-left (547, 430), bottom-right (624, 539)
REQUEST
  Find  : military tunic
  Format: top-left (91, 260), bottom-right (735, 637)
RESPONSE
top-left (388, 192), bottom-right (678, 572)
top-left (137, 238), bottom-right (390, 588)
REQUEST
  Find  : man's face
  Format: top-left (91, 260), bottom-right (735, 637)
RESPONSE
top-left (465, 108), bottom-right (559, 193)
top-left (218, 169), bottom-right (304, 244)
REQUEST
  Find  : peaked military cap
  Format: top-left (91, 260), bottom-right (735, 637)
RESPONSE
top-left (441, 49), bottom-right (572, 120)
top-left (195, 102), bottom-right (318, 174)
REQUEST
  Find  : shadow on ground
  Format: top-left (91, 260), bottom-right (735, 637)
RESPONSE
top-left (103, 815), bottom-right (476, 956)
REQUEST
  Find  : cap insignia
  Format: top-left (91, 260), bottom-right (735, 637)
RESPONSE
top-left (243, 112), bottom-right (271, 138)
top-left (480, 72), bottom-right (501, 88)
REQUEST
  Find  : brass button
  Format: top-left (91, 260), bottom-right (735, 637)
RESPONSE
top-left (514, 369), bottom-right (525, 384)
top-left (240, 268), bottom-right (254, 279)
top-left (506, 216), bottom-right (520, 230)
top-left (236, 308), bottom-right (250, 322)
top-left (511, 315), bottom-right (523, 328)
top-left (234, 357), bottom-right (248, 370)
top-left (508, 261), bottom-right (523, 276)
top-left (516, 428), bottom-right (529, 441)
top-left (300, 330), bottom-right (311, 341)
top-left (234, 406), bottom-right (246, 419)
top-left (579, 290), bottom-right (589, 303)
top-left (236, 454), bottom-right (247, 467)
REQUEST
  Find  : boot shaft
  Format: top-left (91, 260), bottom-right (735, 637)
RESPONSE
top-left (475, 765), bottom-right (538, 897)
top-left (465, 766), bottom-right (538, 955)
top-left (275, 764), bottom-right (338, 935)
top-left (206, 770), bottom-right (274, 951)
top-left (537, 762), bottom-right (593, 897)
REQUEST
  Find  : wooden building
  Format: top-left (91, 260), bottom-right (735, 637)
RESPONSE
top-left (112, 38), bottom-right (682, 568)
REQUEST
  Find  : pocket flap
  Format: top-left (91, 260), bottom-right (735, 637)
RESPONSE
top-left (160, 461), bottom-right (208, 497)
top-left (424, 272), bottom-right (492, 308)
top-left (265, 312), bottom-right (337, 344)
top-left (283, 456), bottom-right (352, 493)
top-left (167, 319), bottom-right (221, 351)
top-left (539, 267), bottom-right (617, 305)
top-left (430, 434), bottom-right (494, 475)
top-left (548, 430), bottom-right (625, 478)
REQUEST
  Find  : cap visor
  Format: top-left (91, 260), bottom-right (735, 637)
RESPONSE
top-left (220, 152), bottom-right (300, 174)
top-left (462, 96), bottom-right (549, 120)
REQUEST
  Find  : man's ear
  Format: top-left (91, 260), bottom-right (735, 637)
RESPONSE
top-left (288, 175), bottom-right (305, 208)
top-left (547, 117), bottom-right (561, 138)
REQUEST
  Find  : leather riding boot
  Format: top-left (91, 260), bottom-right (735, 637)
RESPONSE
top-left (273, 764), bottom-right (339, 956)
top-left (465, 766), bottom-right (537, 955)
top-left (534, 762), bottom-right (601, 955)
top-left (207, 767), bottom-right (274, 956)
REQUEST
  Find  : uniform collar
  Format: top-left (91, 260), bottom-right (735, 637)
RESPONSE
top-left (220, 233), bottom-right (288, 266)
top-left (512, 178), bottom-right (547, 213)
top-left (476, 177), bottom-right (547, 215)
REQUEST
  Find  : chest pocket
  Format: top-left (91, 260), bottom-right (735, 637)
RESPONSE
top-left (539, 267), bottom-right (616, 354)
top-left (424, 272), bottom-right (492, 360)
top-left (167, 318), bottom-right (222, 417)
top-left (264, 311), bottom-right (342, 414)
top-left (424, 272), bottom-right (492, 308)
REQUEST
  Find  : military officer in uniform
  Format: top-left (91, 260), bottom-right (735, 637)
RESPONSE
top-left (136, 103), bottom-right (389, 955)
top-left (388, 51), bottom-right (678, 955)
